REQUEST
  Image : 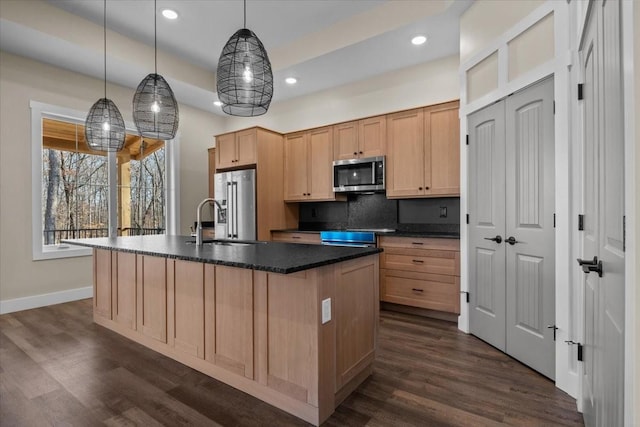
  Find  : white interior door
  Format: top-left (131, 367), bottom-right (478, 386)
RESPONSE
top-left (468, 77), bottom-right (555, 379)
top-left (579, 1), bottom-right (625, 425)
top-left (468, 101), bottom-right (507, 351)
top-left (504, 77), bottom-right (556, 380)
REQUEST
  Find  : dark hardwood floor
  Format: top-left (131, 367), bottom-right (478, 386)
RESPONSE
top-left (0, 299), bottom-right (583, 426)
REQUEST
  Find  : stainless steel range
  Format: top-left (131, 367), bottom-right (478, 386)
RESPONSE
top-left (320, 230), bottom-right (378, 247)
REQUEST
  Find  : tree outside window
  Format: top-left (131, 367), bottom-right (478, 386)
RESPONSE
top-left (41, 118), bottom-right (165, 245)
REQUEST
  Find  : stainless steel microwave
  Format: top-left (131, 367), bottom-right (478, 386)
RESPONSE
top-left (333, 156), bottom-right (385, 193)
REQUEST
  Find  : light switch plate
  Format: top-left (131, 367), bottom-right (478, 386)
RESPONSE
top-left (322, 298), bottom-right (331, 324)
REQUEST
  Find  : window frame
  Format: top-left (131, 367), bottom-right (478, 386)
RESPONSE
top-left (30, 101), bottom-right (180, 260)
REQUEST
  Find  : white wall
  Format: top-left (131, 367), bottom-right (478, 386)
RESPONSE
top-left (221, 55), bottom-right (459, 134)
top-left (0, 51), bottom-right (224, 308)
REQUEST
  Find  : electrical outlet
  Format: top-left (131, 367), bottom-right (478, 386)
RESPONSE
top-left (439, 206), bottom-right (447, 218)
top-left (322, 298), bottom-right (331, 324)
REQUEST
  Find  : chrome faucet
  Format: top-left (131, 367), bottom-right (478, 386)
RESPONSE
top-left (196, 198), bottom-right (223, 246)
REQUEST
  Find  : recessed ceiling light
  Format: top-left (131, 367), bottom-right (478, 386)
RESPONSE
top-left (213, 101), bottom-right (223, 106)
top-left (161, 9), bottom-right (178, 20)
top-left (285, 77), bottom-right (297, 85)
top-left (411, 35), bottom-right (427, 46)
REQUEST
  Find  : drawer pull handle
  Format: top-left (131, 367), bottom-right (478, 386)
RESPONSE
top-left (412, 259), bottom-right (424, 263)
top-left (411, 242), bottom-right (424, 245)
top-left (292, 236), bottom-right (301, 239)
top-left (412, 288), bottom-right (424, 293)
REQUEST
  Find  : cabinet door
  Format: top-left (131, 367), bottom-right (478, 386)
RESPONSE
top-left (308, 127), bottom-right (334, 200)
top-left (236, 128), bottom-right (257, 167)
top-left (425, 102), bottom-right (460, 196)
top-left (271, 231), bottom-right (321, 244)
top-left (380, 269), bottom-right (459, 314)
top-left (113, 251), bottom-right (136, 329)
top-left (93, 249), bottom-right (112, 319)
top-left (359, 115), bottom-right (386, 158)
top-left (137, 255), bottom-right (167, 343)
top-left (216, 133), bottom-right (237, 169)
top-left (208, 147), bottom-right (216, 199)
top-left (386, 109), bottom-right (425, 198)
top-left (172, 260), bottom-right (205, 358)
top-left (213, 266), bottom-right (254, 379)
top-left (333, 121), bottom-right (359, 160)
top-left (284, 132), bottom-right (309, 201)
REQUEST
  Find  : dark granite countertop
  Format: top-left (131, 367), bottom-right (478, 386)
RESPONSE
top-left (271, 228), bottom-right (460, 239)
top-left (62, 235), bottom-right (381, 274)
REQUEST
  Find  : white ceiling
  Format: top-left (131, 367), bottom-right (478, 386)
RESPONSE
top-left (1, 0), bottom-right (471, 116)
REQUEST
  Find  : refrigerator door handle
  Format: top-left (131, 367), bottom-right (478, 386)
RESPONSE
top-left (227, 182), bottom-right (233, 238)
top-left (233, 181), bottom-right (239, 238)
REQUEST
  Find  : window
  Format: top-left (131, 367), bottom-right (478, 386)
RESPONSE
top-left (31, 101), bottom-right (180, 260)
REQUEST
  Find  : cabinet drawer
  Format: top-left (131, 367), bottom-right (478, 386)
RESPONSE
top-left (381, 248), bottom-right (456, 275)
top-left (378, 235), bottom-right (459, 251)
top-left (380, 269), bottom-right (460, 314)
top-left (271, 231), bottom-right (321, 245)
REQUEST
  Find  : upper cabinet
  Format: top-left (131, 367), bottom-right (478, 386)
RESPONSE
top-left (216, 128), bottom-right (257, 169)
top-left (284, 126), bottom-right (336, 202)
top-left (333, 116), bottom-right (386, 160)
top-left (386, 101), bottom-right (460, 198)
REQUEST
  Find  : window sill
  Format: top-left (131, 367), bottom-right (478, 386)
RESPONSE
top-left (33, 245), bottom-right (92, 261)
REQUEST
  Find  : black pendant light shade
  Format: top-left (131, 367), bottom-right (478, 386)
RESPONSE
top-left (133, 73), bottom-right (179, 139)
top-left (85, 98), bottom-right (126, 152)
top-left (217, 27), bottom-right (273, 117)
top-left (85, 0), bottom-right (126, 152)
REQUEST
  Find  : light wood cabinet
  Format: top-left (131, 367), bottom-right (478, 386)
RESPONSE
top-left (137, 255), bottom-right (167, 343)
top-left (93, 249), bottom-right (112, 320)
top-left (271, 231), bottom-right (321, 244)
top-left (284, 126), bottom-right (336, 202)
top-left (333, 116), bottom-right (386, 160)
top-left (216, 128), bottom-right (257, 169)
top-left (378, 236), bottom-right (460, 314)
top-left (169, 260), bottom-right (205, 358)
top-left (211, 127), bottom-right (298, 240)
top-left (386, 101), bottom-right (459, 198)
top-left (113, 251), bottom-right (136, 329)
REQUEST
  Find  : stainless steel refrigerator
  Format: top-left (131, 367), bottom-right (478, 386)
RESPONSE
top-left (214, 169), bottom-right (256, 240)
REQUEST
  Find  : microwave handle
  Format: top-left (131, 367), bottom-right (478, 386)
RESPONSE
top-left (372, 163), bottom-right (376, 183)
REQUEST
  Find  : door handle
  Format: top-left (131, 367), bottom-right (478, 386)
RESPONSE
top-left (577, 256), bottom-right (603, 277)
top-left (484, 235), bottom-right (502, 244)
top-left (505, 236), bottom-right (519, 245)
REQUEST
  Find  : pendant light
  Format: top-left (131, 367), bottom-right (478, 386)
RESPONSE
top-left (85, 0), bottom-right (125, 152)
top-left (132, 0), bottom-right (179, 140)
top-left (216, 0), bottom-right (273, 117)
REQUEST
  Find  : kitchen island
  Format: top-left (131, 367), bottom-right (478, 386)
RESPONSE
top-left (64, 235), bottom-right (381, 426)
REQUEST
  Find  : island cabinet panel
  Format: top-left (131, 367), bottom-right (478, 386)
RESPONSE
top-left (213, 266), bottom-right (254, 379)
top-left (93, 249), bottom-right (112, 320)
top-left (335, 257), bottom-right (378, 390)
top-left (264, 271), bottom-right (319, 405)
top-left (168, 260), bottom-right (205, 358)
top-left (113, 252), bottom-right (136, 330)
top-left (136, 255), bottom-right (167, 343)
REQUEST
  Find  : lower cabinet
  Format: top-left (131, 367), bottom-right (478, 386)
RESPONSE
top-left (169, 260), bottom-right (205, 358)
top-left (379, 236), bottom-right (460, 314)
top-left (137, 255), bottom-right (168, 343)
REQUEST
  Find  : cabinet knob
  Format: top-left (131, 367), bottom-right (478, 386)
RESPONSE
top-left (425, 186), bottom-right (429, 190)
top-left (359, 151), bottom-right (363, 154)
top-left (419, 187), bottom-right (423, 190)
top-left (354, 152), bottom-right (358, 155)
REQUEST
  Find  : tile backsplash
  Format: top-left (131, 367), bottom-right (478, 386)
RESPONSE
top-left (298, 194), bottom-right (460, 233)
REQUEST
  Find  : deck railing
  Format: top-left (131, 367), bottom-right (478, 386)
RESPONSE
top-left (44, 227), bottom-right (164, 245)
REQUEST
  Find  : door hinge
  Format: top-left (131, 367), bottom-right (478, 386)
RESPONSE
top-left (466, 134), bottom-right (469, 145)
top-left (578, 214), bottom-right (584, 231)
top-left (553, 213), bottom-right (556, 228)
top-left (578, 83), bottom-right (584, 100)
top-left (461, 291), bottom-right (469, 303)
top-left (466, 214), bottom-right (469, 224)
top-left (623, 215), bottom-right (626, 252)
top-left (553, 101), bottom-right (556, 115)
top-left (547, 324), bottom-right (558, 341)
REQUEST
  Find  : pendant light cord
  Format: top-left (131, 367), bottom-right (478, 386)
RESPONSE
top-left (243, 0), bottom-right (246, 28)
top-left (103, 0), bottom-right (107, 98)
top-left (154, 0), bottom-right (157, 75)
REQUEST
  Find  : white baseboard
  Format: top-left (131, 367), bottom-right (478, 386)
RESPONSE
top-left (0, 286), bottom-right (93, 315)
